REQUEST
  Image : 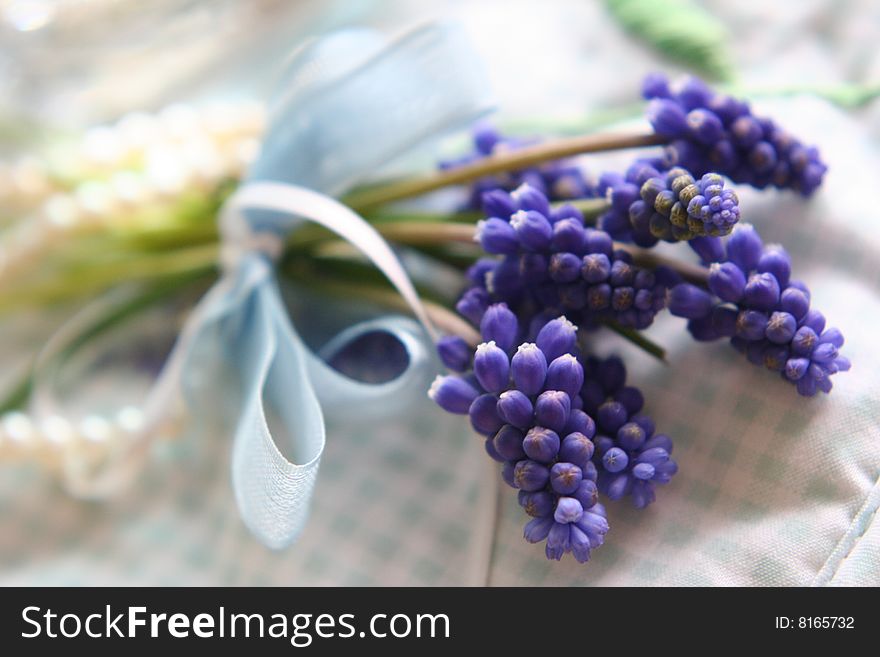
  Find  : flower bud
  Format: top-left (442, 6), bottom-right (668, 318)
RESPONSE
top-left (511, 183), bottom-right (551, 216)
top-left (765, 311), bottom-right (797, 344)
top-left (496, 390), bottom-right (533, 429)
top-left (553, 496), bottom-right (584, 523)
top-left (559, 432), bottom-right (594, 470)
top-left (436, 335), bottom-right (471, 372)
top-left (597, 401), bottom-right (628, 434)
top-left (523, 517), bottom-right (553, 543)
top-left (551, 218), bottom-right (587, 253)
top-left (510, 209), bottom-right (552, 251)
top-left (523, 427), bottom-right (561, 463)
top-left (581, 253), bottom-right (611, 284)
top-left (481, 189), bottom-right (516, 219)
top-left (686, 108), bottom-right (724, 144)
top-left (757, 245), bottom-right (791, 287)
top-left (642, 72), bottom-right (671, 99)
top-left (551, 463), bottom-right (583, 495)
top-left (790, 326), bottom-right (818, 356)
top-left (545, 354), bottom-right (584, 399)
top-left (743, 272), bottom-right (780, 310)
top-left (613, 386), bottom-right (644, 415)
top-left (468, 393), bottom-right (504, 436)
top-left (501, 461), bottom-right (517, 488)
top-left (511, 343), bottom-right (548, 395)
top-left (535, 390), bottom-right (571, 433)
top-left (749, 141), bottom-right (777, 174)
top-left (819, 327), bottom-right (844, 349)
top-left (493, 424), bottom-right (526, 461)
top-left (647, 98), bottom-right (688, 136)
top-left (602, 446), bottom-right (629, 473)
top-left (573, 479), bottom-right (599, 510)
top-left (583, 228), bottom-right (614, 257)
top-left (727, 223), bottom-right (763, 272)
top-left (668, 283), bottom-right (714, 319)
top-left (735, 310), bottom-right (769, 341)
top-left (514, 459), bottom-right (551, 491)
top-left (428, 375), bottom-right (478, 414)
top-left (536, 317), bottom-right (578, 362)
top-left (731, 115), bottom-right (762, 147)
top-left (762, 344), bottom-right (789, 371)
top-left (455, 287), bottom-right (489, 325)
top-left (784, 357), bottom-right (809, 381)
top-left (480, 303), bottom-right (518, 352)
top-left (708, 261), bottom-right (746, 302)
top-left (545, 522), bottom-right (571, 560)
top-left (473, 341), bottom-right (510, 393)
top-left (617, 421), bottom-right (647, 451)
top-left (689, 235), bottom-right (725, 265)
top-left (484, 437), bottom-right (504, 462)
top-left (576, 505), bottom-right (609, 547)
top-left (549, 252), bottom-right (582, 283)
top-left (475, 218), bottom-right (518, 254)
top-left (801, 309), bottom-right (826, 334)
top-left (605, 473), bottom-right (631, 500)
top-left (518, 490), bottom-right (555, 518)
top-left (563, 409), bottom-right (596, 438)
top-left (569, 525), bottom-right (593, 563)
top-left (586, 283), bottom-right (611, 310)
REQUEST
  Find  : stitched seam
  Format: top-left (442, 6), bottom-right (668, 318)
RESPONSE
top-left (811, 473), bottom-right (880, 586)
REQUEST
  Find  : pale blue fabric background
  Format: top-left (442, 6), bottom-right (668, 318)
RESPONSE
top-left (0, 0), bottom-right (878, 585)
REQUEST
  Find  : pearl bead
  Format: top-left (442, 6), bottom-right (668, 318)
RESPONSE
top-left (43, 193), bottom-right (81, 229)
top-left (109, 171), bottom-right (150, 207)
top-left (145, 142), bottom-right (188, 196)
top-left (80, 415), bottom-right (112, 443)
top-left (75, 181), bottom-right (116, 219)
top-left (116, 406), bottom-right (145, 434)
top-left (159, 104), bottom-right (199, 141)
top-left (82, 126), bottom-right (123, 167)
top-left (2, 411), bottom-right (35, 446)
top-left (116, 111), bottom-right (161, 152)
top-left (41, 414), bottom-right (74, 446)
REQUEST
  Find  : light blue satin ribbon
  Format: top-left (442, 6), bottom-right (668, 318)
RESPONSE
top-left (166, 22), bottom-right (491, 548)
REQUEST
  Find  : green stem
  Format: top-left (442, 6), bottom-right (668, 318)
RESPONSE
top-left (0, 245), bottom-right (218, 313)
top-left (620, 244), bottom-right (709, 286)
top-left (603, 319), bottom-right (667, 363)
top-left (344, 132), bottom-right (665, 211)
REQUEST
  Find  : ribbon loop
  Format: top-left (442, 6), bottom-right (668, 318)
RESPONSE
top-left (34, 20), bottom-right (493, 549)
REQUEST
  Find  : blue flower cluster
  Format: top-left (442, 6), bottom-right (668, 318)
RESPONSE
top-left (597, 160), bottom-right (741, 247)
top-left (667, 224), bottom-right (850, 396)
top-left (440, 122), bottom-right (593, 209)
top-left (462, 184), bottom-right (670, 330)
top-left (430, 305), bottom-right (677, 562)
top-left (643, 73), bottom-right (827, 196)
top-left (581, 356), bottom-right (678, 509)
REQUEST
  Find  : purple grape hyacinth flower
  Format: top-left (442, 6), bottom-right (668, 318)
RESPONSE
top-left (597, 160), bottom-right (741, 246)
top-left (668, 223), bottom-right (850, 395)
top-left (581, 355), bottom-right (678, 509)
top-left (429, 308), bottom-right (612, 562)
top-left (440, 122), bottom-right (594, 210)
top-left (643, 73), bottom-right (828, 196)
top-left (463, 184), bottom-right (671, 331)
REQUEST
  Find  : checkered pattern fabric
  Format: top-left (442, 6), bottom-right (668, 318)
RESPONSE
top-left (2, 1), bottom-right (879, 587)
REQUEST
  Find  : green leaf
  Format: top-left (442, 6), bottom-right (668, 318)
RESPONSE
top-left (605, 0), bottom-right (734, 81)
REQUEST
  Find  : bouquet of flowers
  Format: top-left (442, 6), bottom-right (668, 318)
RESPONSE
top-left (0, 22), bottom-right (851, 564)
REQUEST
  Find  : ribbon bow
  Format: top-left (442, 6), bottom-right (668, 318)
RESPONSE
top-left (34, 22), bottom-right (492, 549)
